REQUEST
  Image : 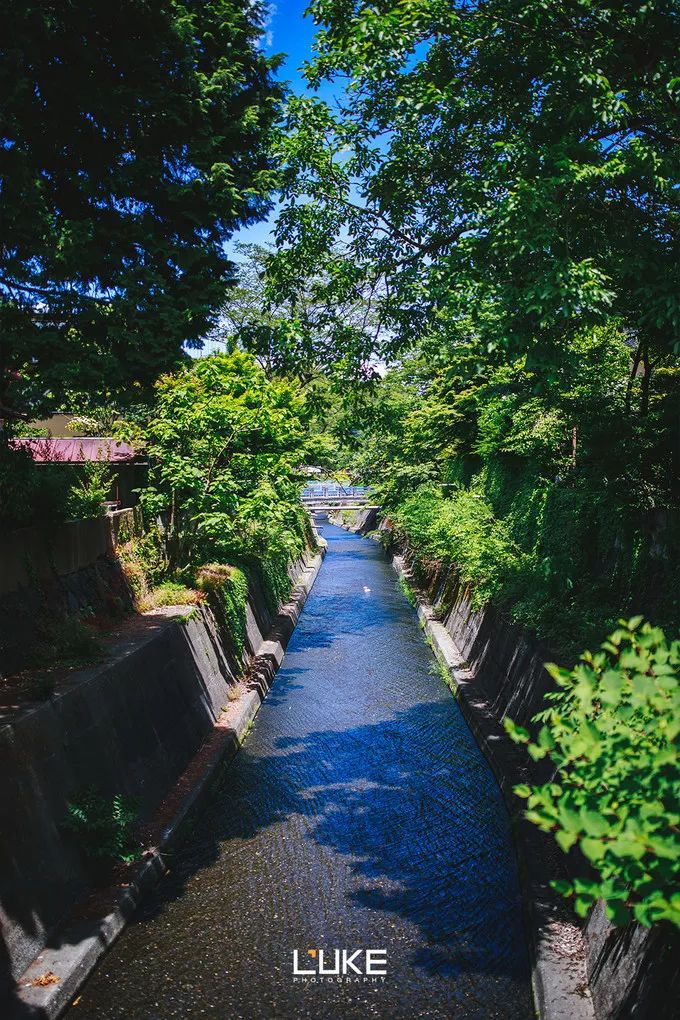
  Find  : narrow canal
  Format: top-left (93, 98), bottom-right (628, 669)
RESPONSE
top-left (70, 523), bottom-right (532, 1020)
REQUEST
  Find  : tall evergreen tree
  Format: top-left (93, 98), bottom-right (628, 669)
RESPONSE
top-left (0, 0), bottom-right (283, 415)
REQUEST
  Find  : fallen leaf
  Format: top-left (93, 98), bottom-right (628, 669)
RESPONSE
top-left (31, 971), bottom-right (60, 987)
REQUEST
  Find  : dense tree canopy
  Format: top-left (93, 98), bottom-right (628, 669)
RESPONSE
top-left (272, 0), bottom-right (680, 378)
top-left (0, 0), bottom-right (282, 416)
top-left (139, 351), bottom-right (311, 576)
top-left (213, 242), bottom-right (382, 384)
top-left (1, 0), bottom-right (678, 937)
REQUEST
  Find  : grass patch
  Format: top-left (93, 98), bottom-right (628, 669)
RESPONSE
top-left (195, 563), bottom-right (249, 656)
top-left (139, 581), bottom-right (203, 611)
top-left (397, 575), bottom-right (418, 607)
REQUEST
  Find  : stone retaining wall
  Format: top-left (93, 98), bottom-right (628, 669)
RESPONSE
top-left (0, 509), bottom-right (138, 597)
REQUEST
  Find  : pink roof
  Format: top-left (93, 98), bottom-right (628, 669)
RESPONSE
top-left (10, 438), bottom-right (139, 463)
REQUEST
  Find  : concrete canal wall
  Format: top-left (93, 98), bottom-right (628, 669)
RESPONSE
top-left (400, 553), bottom-right (680, 1020)
top-left (0, 509), bottom-right (139, 678)
top-left (0, 531), bottom-right (324, 1010)
top-left (335, 510), bottom-right (679, 1020)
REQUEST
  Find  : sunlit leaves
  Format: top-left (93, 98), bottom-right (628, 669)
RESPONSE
top-left (272, 0), bottom-right (680, 372)
top-left (140, 352), bottom-right (311, 570)
top-left (506, 618), bottom-right (680, 929)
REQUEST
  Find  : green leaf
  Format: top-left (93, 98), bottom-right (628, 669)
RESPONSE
top-left (580, 809), bottom-right (610, 837)
top-left (605, 900), bottom-right (632, 926)
top-left (581, 837), bottom-right (607, 862)
top-left (504, 718), bottom-right (530, 743)
top-left (556, 829), bottom-right (579, 853)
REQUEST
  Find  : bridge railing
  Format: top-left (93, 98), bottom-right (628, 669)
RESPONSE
top-left (301, 484), bottom-right (370, 500)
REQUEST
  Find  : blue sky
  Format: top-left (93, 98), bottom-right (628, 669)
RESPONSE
top-left (226, 0), bottom-right (331, 253)
top-left (262, 0), bottom-right (321, 96)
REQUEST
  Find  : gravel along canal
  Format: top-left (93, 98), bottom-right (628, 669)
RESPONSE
top-left (69, 522), bottom-right (532, 1020)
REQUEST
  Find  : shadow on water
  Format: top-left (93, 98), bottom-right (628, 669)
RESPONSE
top-left (164, 704), bottom-right (525, 971)
top-left (67, 524), bottom-right (533, 1020)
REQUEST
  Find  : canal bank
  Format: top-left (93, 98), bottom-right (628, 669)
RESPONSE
top-left (65, 522), bottom-right (533, 1020)
top-left (7, 542), bottom-right (326, 1020)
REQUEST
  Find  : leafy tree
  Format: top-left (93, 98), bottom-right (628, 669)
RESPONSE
top-left (506, 618), bottom-right (680, 930)
top-left (138, 351), bottom-right (311, 576)
top-left (272, 0), bottom-right (680, 390)
top-left (343, 321), bottom-right (680, 654)
top-left (0, 0), bottom-right (282, 416)
top-left (213, 243), bottom-right (383, 384)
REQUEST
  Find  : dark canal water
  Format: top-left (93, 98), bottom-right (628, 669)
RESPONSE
top-left (69, 523), bottom-right (532, 1020)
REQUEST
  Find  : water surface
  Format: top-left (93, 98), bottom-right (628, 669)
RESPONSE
top-left (70, 523), bottom-right (531, 1019)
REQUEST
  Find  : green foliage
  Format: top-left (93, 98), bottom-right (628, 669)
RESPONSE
top-left (259, 554), bottom-right (293, 613)
top-left (216, 243), bottom-right (380, 385)
top-left (64, 462), bottom-right (111, 520)
top-left (196, 564), bottom-right (249, 656)
top-left (143, 581), bottom-right (202, 611)
top-left (506, 619), bottom-right (680, 929)
top-left (0, 444), bottom-right (112, 528)
top-left (272, 0), bottom-right (680, 375)
top-left (118, 529), bottom-right (168, 605)
top-left (139, 351), bottom-right (311, 574)
top-left (0, 0), bottom-right (282, 416)
top-left (397, 575), bottom-right (417, 608)
top-left (264, 2), bottom-right (680, 666)
top-left (373, 528), bottom-right (392, 552)
top-left (341, 321), bottom-right (680, 655)
top-left (393, 485), bottom-right (519, 611)
top-left (64, 788), bottom-right (140, 864)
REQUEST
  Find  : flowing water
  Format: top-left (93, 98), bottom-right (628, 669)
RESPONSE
top-left (69, 523), bottom-right (532, 1020)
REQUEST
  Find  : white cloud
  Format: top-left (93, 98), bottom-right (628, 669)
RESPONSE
top-left (257, 3), bottom-right (276, 50)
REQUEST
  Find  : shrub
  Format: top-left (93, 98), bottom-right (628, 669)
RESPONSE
top-left (393, 484), bottom-right (519, 609)
top-left (65, 461), bottom-right (111, 520)
top-left (195, 564), bottom-right (249, 656)
top-left (506, 618), bottom-right (680, 928)
top-left (118, 529), bottom-right (168, 605)
top-left (0, 445), bottom-right (112, 528)
top-left (139, 352), bottom-right (311, 574)
top-left (64, 788), bottom-right (140, 864)
top-left (140, 581), bottom-right (203, 611)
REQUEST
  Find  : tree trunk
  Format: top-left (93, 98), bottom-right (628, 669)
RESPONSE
top-left (625, 339), bottom-right (643, 415)
top-left (640, 343), bottom-right (651, 416)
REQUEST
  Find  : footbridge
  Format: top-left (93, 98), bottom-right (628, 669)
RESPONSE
top-left (301, 483), bottom-right (377, 513)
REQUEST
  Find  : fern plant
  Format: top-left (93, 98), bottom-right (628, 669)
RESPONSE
top-left (64, 788), bottom-right (141, 864)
